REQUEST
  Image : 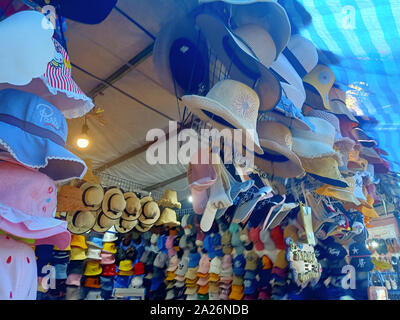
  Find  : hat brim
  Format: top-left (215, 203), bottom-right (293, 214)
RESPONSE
top-left (315, 185), bottom-right (361, 206)
top-left (66, 211), bottom-right (96, 235)
top-left (114, 218), bottom-right (137, 234)
top-left (135, 221), bottom-right (153, 232)
top-left (80, 182), bottom-right (104, 210)
top-left (292, 137), bottom-right (340, 161)
top-left (328, 100), bottom-right (359, 124)
top-left (92, 210), bottom-right (118, 233)
top-left (102, 188), bottom-right (124, 219)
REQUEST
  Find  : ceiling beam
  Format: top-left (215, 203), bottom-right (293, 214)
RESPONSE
top-left (143, 172), bottom-right (187, 192)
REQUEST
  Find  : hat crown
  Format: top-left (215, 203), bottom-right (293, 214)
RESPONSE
top-left (125, 194), bottom-right (141, 215)
top-left (0, 88), bottom-right (68, 142)
top-left (257, 121), bottom-right (293, 149)
top-left (329, 86), bottom-right (346, 103)
top-left (0, 161), bottom-right (57, 218)
top-left (206, 80), bottom-right (260, 127)
top-left (109, 192), bottom-right (126, 211)
top-left (81, 183), bottom-right (104, 207)
top-left (286, 34), bottom-right (318, 74)
top-left (143, 201), bottom-right (160, 219)
top-left (75, 211), bottom-right (95, 228)
top-left (292, 116), bottom-right (336, 146)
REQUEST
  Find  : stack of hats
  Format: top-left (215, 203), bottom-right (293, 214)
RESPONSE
top-left (82, 234), bottom-right (103, 300)
top-left (230, 253), bottom-right (246, 300)
top-left (49, 243), bottom-right (71, 299)
top-left (100, 227), bottom-right (118, 299)
top-left (257, 255), bottom-right (273, 300)
top-left (65, 235), bottom-right (87, 300)
top-left (184, 251), bottom-right (201, 300)
top-left (196, 253), bottom-right (211, 300)
top-left (165, 255), bottom-right (180, 300)
top-left (219, 254), bottom-right (233, 300)
top-left (135, 196), bottom-right (161, 232)
top-left (149, 251), bottom-right (168, 300)
top-left (208, 257), bottom-right (222, 300)
top-left (156, 190), bottom-right (181, 229)
top-left (35, 245), bottom-right (55, 300)
top-left (243, 250), bottom-right (259, 300)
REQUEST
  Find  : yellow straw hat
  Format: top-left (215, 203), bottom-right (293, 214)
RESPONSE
top-left (114, 217), bottom-right (138, 234)
top-left (158, 189), bottom-right (181, 209)
top-left (314, 176), bottom-right (361, 206)
top-left (122, 192), bottom-right (141, 221)
top-left (102, 187), bottom-right (126, 219)
top-left (80, 182), bottom-right (104, 210)
top-left (66, 210), bottom-right (96, 235)
top-left (300, 157), bottom-right (348, 188)
top-left (155, 208), bottom-right (180, 227)
top-left (139, 197), bottom-right (160, 225)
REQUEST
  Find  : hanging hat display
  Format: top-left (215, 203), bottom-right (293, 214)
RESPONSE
top-left (315, 176), bottom-right (361, 206)
top-left (138, 196), bottom-right (161, 226)
top-left (0, 39), bottom-right (94, 119)
top-left (155, 208), bottom-right (181, 227)
top-left (102, 187), bottom-right (126, 220)
top-left (114, 217), bottom-right (138, 234)
top-left (0, 88), bottom-right (87, 182)
top-left (92, 209), bottom-right (119, 233)
top-left (66, 211), bottom-right (96, 235)
top-left (0, 161), bottom-right (70, 249)
top-left (80, 183), bottom-right (104, 211)
top-left (121, 192), bottom-right (141, 221)
top-left (182, 79), bottom-right (263, 154)
top-left (56, 185), bottom-right (89, 213)
top-left (158, 190), bottom-right (182, 209)
top-left (253, 121), bottom-right (304, 178)
top-left (328, 87), bottom-right (359, 124)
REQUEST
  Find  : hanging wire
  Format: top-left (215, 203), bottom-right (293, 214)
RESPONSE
top-left (114, 6), bottom-right (156, 41)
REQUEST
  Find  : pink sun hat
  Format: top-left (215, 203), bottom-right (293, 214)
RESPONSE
top-left (0, 161), bottom-right (70, 249)
top-left (188, 148), bottom-right (217, 214)
top-left (0, 38), bottom-right (94, 119)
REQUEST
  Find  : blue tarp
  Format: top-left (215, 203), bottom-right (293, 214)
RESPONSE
top-left (289, 0), bottom-right (400, 172)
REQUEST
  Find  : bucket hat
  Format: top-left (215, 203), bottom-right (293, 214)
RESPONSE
top-left (83, 277), bottom-right (101, 289)
top-left (121, 192), bottom-right (141, 221)
top-left (100, 252), bottom-right (115, 265)
top-left (118, 260), bottom-right (134, 276)
top-left (102, 187), bottom-right (126, 220)
top-left (153, 14), bottom-right (209, 98)
top-left (102, 225), bottom-right (118, 243)
top-left (0, 88), bottom-right (87, 182)
top-left (84, 261), bottom-right (102, 276)
top-left (66, 211), bottom-right (96, 235)
top-left (86, 235), bottom-right (103, 249)
top-left (80, 183), bottom-right (104, 210)
top-left (70, 247), bottom-right (87, 261)
top-left (86, 247), bottom-right (102, 260)
top-left (155, 208), bottom-right (180, 227)
top-left (0, 161), bottom-right (70, 249)
top-left (0, 38), bottom-right (94, 119)
top-left (103, 242), bottom-right (117, 254)
top-left (328, 87), bottom-right (358, 124)
top-left (182, 79), bottom-right (264, 154)
top-left (138, 197), bottom-right (161, 225)
top-left (101, 263), bottom-right (117, 277)
top-left (254, 121), bottom-right (304, 178)
top-left (303, 64), bottom-right (335, 110)
top-left (70, 235), bottom-right (88, 249)
top-left (66, 273), bottom-right (82, 286)
top-left (158, 190), bottom-right (181, 209)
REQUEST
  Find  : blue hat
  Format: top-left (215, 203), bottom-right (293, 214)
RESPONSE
top-left (244, 270), bottom-right (257, 280)
top-left (87, 236), bottom-right (103, 249)
top-left (114, 275), bottom-right (131, 289)
top-left (244, 279), bottom-right (257, 295)
top-left (0, 89), bottom-right (87, 182)
top-left (324, 241), bottom-right (347, 261)
top-left (150, 276), bottom-right (164, 291)
top-left (100, 276), bottom-right (114, 291)
top-left (258, 269), bottom-right (272, 289)
top-left (349, 243), bottom-right (374, 272)
top-left (54, 263), bottom-right (68, 279)
top-left (211, 233), bottom-right (223, 258)
top-left (36, 244), bottom-right (54, 276)
top-left (233, 254), bottom-right (246, 276)
top-left (157, 235), bottom-right (168, 254)
top-left (188, 252), bottom-right (201, 268)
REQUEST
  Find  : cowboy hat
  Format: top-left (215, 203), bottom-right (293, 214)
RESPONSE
top-left (291, 116), bottom-right (340, 161)
top-left (254, 121), bottom-right (304, 178)
top-left (122, 192), bottom-right (141, 221)
top-left (328, 87), bottom-right (359, 124)
top-left (158, 190), bottom-right (181, 209)
top-left (195, 12), bottom-right (280, 91)
top-left (300, 157), bottom-right (349, 188)
top-left (182, 79), bottom-right (263, 154)
top-left (92, 209), bottom-right (119, 233)
top-left (138, 197), bottom-right (161, 225)
top-left (66, 210), bottom-right (96, 235)
top-left (114, 217), bottom-right (138, 234)
top-left (156, 208), bottom-right (181, 227)
top-left (352, 128), bottom-right (377, 148)
top-left (303, 64), bottom-right (335, 110)
top-left (315, 177), bottom-right (361, 206)
top-left (80, 182), bottom-right (104, 210)
top-left (102, 187), bottom-right (126, 220)
top-left (153, 14), bottom-right (209, 98)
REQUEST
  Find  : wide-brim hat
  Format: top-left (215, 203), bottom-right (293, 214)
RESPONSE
top-left (92, 209), bottom-right (119, 233)
top-left (138, 197), bottom-right (160, 225)
top-left (0, 38), bottom-right (94, 118)
top-left (300, 157), bottom-right (349, 188)
top-left (158, 190), bottom-right (182, 209)
top-left (328, 87), bottom-right (359, 124)
top-left (122, 192), bottom-right (141, 221)
top-left (135, 220), bottom-right (153, 233)
top-left (195, 12), bottom-right (280, 97)
top-left (0, 88), bottom-right (87, 182)
top-left (348, 146), bottom-right (368, 171)
top-left (315, 177), bottom-right (361, 206)
top-left (66, 210), bottom-right (96, 235)
top-left (80, 182), bottom-right (104, 210)
top-left (352, 128), bottom-right (377, 148)
top-left (182, 79), bottom-right (263, 154)
top-left (153, 14), bottom-right (209, 98)
top-left (359, 147), bottom-right (382, 165)
top-left (155, 208), bottom-right (181, 227)
top-left (114, 217), bottom-right (138, 234)
top-left (303, 65), bottom-right (335, 111)
top-left (254, 121), bottom-right (305, 178)
top-left (102, 187), bottom-right (126, 219)
top-left (291, 116), bottom-right (340, 161)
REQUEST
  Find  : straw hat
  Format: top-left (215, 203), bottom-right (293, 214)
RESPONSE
top-left (122, 192), bottom-right (141, 221)
top-left (328, 87), bottom-right (359, 124)
top-left (80, 182), bottom-right (104, 210)
top-left (57, 185), bottom-right (89, 212)
top-left (254, 121), bottom-right (304, 178)
top-left (359, 147), bottom-right (382, 165)
top-left (303, 65), bottom-right (335, 110)
top-left (348, 146), bottom-right (368, 171)
top-left (182, 79), bottom-right (263, 154)
top-left (135, 221), bottom-right (153, 233)
top-left (139, 197), bottom-right (161, 225)
top-left (155, 208), bottom-right (181, 227)
top-left (92, 209), bottom-right (119, 233)
top-left (314, 176), bottom-right (361, 206)
top-left (102, 187), bottom-right (126, 219)
top-left (114, 217), bottom-right (138, 234)
top-left (291, 117), bottom-right (340, 161)
top-left (82, 159), bottom-right (101, 184)
top-left (158, 190), bottom-right (181, 209)
top-left (352, 128), bottom-right (377, 148)
top-left (66, 210), bottom-right (96, 235)
top-left (344, 194), bottom-right (379, 219)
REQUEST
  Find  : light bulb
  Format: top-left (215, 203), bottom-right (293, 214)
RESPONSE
top-left (77, 135), bottom-right (89, 148)
top-left (188, 196), bottom-right (193, 203)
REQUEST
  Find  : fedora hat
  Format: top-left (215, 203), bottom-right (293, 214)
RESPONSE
top-left (57, 185), bottom-right (89, 213)
top-left (102, 187), bottom-right (126, 219)
top-left (303, 65), bottom-right (335, 111)
top-left (300, 157), bottom-right (349, 188)
top-left (80, 182), bottom-right (104, 210)
top-left (156, 208), bottom-right (181, 227)
top-left (158, 190), bottom-right (182, 209)
top-left (122, 192), bottom-right (141, 221)
top-left (291, 116), bottom-right (340, 161)
top-left (114, 218), bottom-right (138, 234)
top-left (153, 14), bottom-right (209, 98)
top-left (195, 13), bottom-right (280, 91)
top-left (139, 197), bottom-right (161, 225)
top-left (92, 209), bottom-right (118, 233)
top-left (352, 128), bottom-right (377, 148)
top-left (66, 211), bottom-right (96, 235)
top-left (254, 121), bottom-right (304, 178)
top-left (182, 79), bottom-right (263, 154)
top-left (328, 87), bottom-right (359, 124)
top-left (315, 176), bottom-right (361, 206)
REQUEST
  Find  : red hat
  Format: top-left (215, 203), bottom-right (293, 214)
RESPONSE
top-left (101, 264), bottom-right (117, 277)
top-left (134, 262), bottom-right (145, 275)
top-left (270, 226), bottom-right (286, 250)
